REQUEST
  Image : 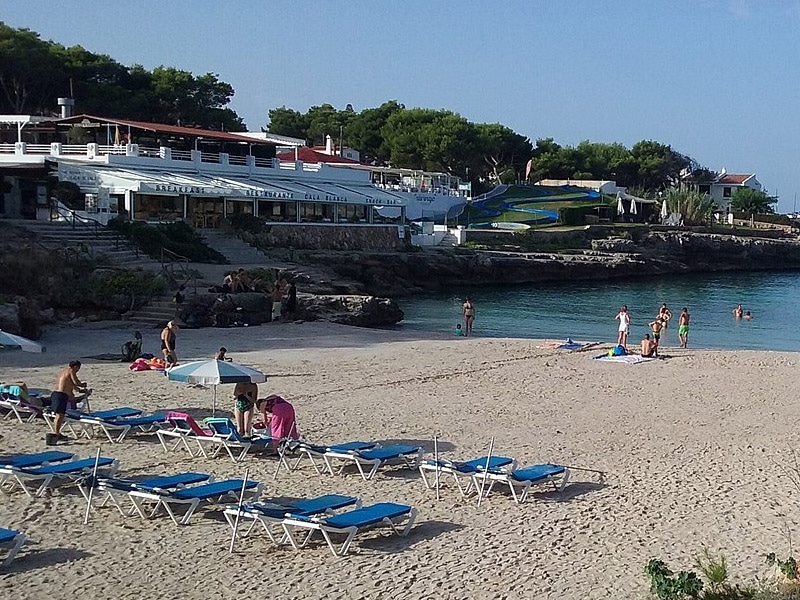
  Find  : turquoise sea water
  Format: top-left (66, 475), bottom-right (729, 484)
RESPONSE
top-left (397, 271), bottom-right (800, 351)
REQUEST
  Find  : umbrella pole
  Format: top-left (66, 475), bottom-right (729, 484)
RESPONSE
top-left (229, 468), bottom-right (250, 554)
top-left (213, 385), bottom-right (217, 416)
top-left (477, 436), bottom-right (495, 507)
top-left (433, 434), bottom-right (440, 501)
top-left (83, 447), bottom-right (102, 525)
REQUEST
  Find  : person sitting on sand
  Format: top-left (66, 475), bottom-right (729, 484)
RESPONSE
top-left (215, 346), bottom-right (232, 361)
top-left (256, 395), bottom-right (298, 443)
top-left (641, 334), bottom-right (656, 358)
top-left (233, 380), bottom-right (258, 437)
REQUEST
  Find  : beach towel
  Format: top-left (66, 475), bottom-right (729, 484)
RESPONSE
top-left (593, 354), bottom-right (655, 364)
top-left (129, 357), bottom-right (167, 371)
top-left (539, 339), bottom-right (601, 352)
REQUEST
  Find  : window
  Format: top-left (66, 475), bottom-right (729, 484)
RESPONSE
top-left (723, 187), bottom-right (732, 198)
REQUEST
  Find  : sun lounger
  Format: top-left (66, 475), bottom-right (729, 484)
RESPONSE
top-left (196, 418), bottom-right (273, 462)
top-left (0, 527), bottom-right (26, 567)
top-left (43, 406), bottom-right (143, 437)
top-left (419, 455), bottom-right (516, 496)
top-left (323, 444), bottom-right (423, 481)
top-left (156, 412), bottom-right (214, 456)
top-left (0, 451), bottom-right (75, 468)
top-left (224, 494), bottom-right (361, 543)
top-left (282, 502), bottom-right (418, 557)
top-left (129, 478), bottom-right (263, 525)
top-left (472, 463), bottom-right (570, 503)
top-left (0, 388), bottom-right (42, 424)
top-left (69, 412), bottom-right (167, 443)
top-left (276, 440), bottom-right (378, 477)
top-left (1, 456), bottom-right (118, 498)
top-left (96, 472), bottom-right (214, 517)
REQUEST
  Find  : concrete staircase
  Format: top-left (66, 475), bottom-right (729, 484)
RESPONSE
top-left (437, 232), bottom-right (459, 246)
top-left (9, 219), bottom-right (160, 269)
top-left (200, 229), bottom-right (268, 265)
top-left (127, 297), bottom-right (177, 327)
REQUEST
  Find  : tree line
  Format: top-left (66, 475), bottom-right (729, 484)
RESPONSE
top-left (1, 22), bottom-right (776, 211)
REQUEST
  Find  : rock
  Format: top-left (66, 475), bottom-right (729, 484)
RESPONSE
top-left (0, 303), bottom-right (20, 333)
top-left (178, 292), bottom-right (272, 328)
top-left (297, 293), bottom-right (404, 327)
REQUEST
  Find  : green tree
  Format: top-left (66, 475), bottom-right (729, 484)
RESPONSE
top-left (631, 140), bottom-right (690, 191)
top-left (345, 100), bottom-right (403, 164)
top-left (475, 123), bottom-right (532, 184)
top-left (0, 23), bottom-right (64, 113)
top-left (665, 188), bottom-right (717, 225)
top-left (730, 187), bottom-right (775, 216)
top-left (267, 106), bottom-right (309, 139)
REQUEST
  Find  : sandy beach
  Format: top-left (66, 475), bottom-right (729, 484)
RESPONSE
top-left (1, 321), bottom-right (799, 599)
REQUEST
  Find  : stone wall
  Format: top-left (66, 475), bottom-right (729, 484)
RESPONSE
top-left (243, 224), bottom-right (410, 252)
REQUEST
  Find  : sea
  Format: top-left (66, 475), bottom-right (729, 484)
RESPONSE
top-left (397, 270), bottom-right (800, 352)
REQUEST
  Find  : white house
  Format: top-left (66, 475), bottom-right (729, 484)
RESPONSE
top-left (682, 169), bottom-right (764, 213)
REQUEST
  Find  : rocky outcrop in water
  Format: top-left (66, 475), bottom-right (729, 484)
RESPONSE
top-left (296, 231), bottom-right (800, 296)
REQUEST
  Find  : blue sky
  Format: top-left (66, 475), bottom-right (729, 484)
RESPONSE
top-left (4, 0), bottom-right (800, 211)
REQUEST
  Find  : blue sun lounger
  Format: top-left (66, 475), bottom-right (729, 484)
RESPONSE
top-left (472, 463), bottom-right (570, 504)
top-left (322, 444), bottom-right (423, 481)
top-left (129, 478), bottom-right (263, 525)
top-left (1, 456), bottom-right (118, 498)
top-left (282, 502), bottom-right (418, 557)
top-left (197, 419), bottom-right (273, 462)
top-left (278, 440), bottom-right (378, 476)
top-left (97, 472), bottom-right (214, 517)
top-left (0, 527), bottom-right (26, 567)
top-left (0, 451), bottom-right (75, 468)
top-left (419, 455), bottom-right (517, 497)
top-left (71, 412), bottom-right (167, 444)
top-left (224, 493), bottom-right (361, 544)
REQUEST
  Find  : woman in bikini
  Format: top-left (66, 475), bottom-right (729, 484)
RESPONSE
top-left (462, 297), bottom-right (475, 337)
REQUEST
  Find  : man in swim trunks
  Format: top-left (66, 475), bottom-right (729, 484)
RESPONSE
top-left (615, 305), bottom-right (630, 349)
top-left (51, 360), bottom-right (91, 440)
top-left (648, 317), bottom-right (664, 356)
top-left (640, 334), bottom-right (656, 358)
top-left (233, 380), bottom-right (258, 437)
top-left (678, 307), bottom-right (690, 348)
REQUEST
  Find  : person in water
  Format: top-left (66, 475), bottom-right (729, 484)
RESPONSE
top-left (641, 334), bottom-right (656, 358)
top-left (454, 323), bottom-right (464, 336)
top-left (462, 297), bottom-right (475, 337)
top-left (744, 310), bottom-right (753, 320)
top-left (733, 304), bottom-right (744, 319)
top-left (678, 307), bottom-right (690, 348)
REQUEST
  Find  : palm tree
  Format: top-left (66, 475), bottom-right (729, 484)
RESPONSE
top-left (729, 188), bottom-right (775, 218)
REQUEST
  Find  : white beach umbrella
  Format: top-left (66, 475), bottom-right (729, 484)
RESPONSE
top-left (629, 199), bottom-right (638, 215)
top-left (0, 330), bottom-right (45, 353)
top-left (616, 193), bottom-right (625, 215)
top-left (166, 359), bottom-right (267, 414)
top-left (661, 198), bottom-right (669, 219)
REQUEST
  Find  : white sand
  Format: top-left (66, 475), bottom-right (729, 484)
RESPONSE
top-left (1, 321), bottom-right (799, 599)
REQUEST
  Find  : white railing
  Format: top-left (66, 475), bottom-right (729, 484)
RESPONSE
top-left (228, 155), bottom-right (248, 165)
top-left (0, 144), bottom-right (14, 154)
top-left (254, 157), bottom-right (275, 168)
top-left (200, 152), bottom-right (220, 163)
top-left (171, 149), bottom-right (192, 161)
top-left (61, 144), bottom-right (92, 154)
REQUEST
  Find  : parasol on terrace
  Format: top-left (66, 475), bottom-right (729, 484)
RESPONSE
top-left (166, 359), bottom-right (266, 414)
top-left (661, 198), bottom-right (669, 220)
top-left (629, 199), bottom-right (638, 215)
top-left (616, 193), bottom-right (625, 215)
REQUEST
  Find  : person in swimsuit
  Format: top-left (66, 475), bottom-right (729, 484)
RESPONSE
top-left (233, 380), bottom-right (258, 437)
top-left (678, 307), bottom-right (690, 348)
top-left (615, 305), bottom-right (630, 349)
top-left (733, 304), bottom-right (743, 319)
top-left (160, 321), bottom-right (179, 366)
top-left (658, 304), bottom-right (672, 338)
top-left (640, 334), bottom-right (656, 358)
top-left (51, 360), bottom-right (91, 440)
top-left (648, 317), bottom-right (664, 356)
top-left (462, 297), bottom-right (475, 337)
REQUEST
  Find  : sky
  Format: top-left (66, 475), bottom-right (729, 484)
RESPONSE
top-left (4, 0), bottom-right (800, 212)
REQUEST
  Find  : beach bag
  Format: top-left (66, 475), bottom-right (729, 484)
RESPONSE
top-left (608, 345), bottom-right (626, 357)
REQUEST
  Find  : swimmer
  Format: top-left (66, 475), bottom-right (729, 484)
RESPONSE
top-left (733, 304), bottom-right (743, 319)
top-left (744, 310), bottom-right (752, 320)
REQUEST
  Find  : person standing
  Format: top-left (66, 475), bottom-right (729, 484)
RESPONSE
top-left (283, 280), bottom-right (297, 321)
top-left (50, 361), bottom-right (91, 440)
top-left (256, 394), bottom-right (298, 444)
top-left (233, 380), bottom-right (258, 438)
top-left (160, 321), bottom-right (179, 366)
top-left (658, 303), bottom-right (672, 339)
top-left (615, 305), bottom-right (631, 349)
top-left (678, 307), bottom-right (690, 348)
top-left (462, 297), bottom-right (476, 337)
top-left (648, 317), bottom-right (664, 356)
top-left (733, 304), bottom-right (743, 319)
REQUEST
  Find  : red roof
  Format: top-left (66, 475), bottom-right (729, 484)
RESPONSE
top-left (275, 147), bottom-right (360, 164)
top-left (54, 114), bottom-right (277, 145)
top-left (717, 174), bottom-right (752, 185)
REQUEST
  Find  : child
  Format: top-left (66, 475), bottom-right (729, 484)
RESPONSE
top-left (454, 323), bottom-right (464, 337)
top-left (215, 347), bottom-right (232, 361)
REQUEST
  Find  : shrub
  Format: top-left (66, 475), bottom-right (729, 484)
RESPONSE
top-left (108, 219), bottom-right (227, 263)
top-left (229, 213), bottom-right (264, 234)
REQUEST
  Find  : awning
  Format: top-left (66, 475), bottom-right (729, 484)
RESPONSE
top-left (56, 163), bottom-right (231, 196)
